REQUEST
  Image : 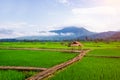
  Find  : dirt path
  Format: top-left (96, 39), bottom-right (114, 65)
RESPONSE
top-left (0, 66), bottom-right (47, 71)
top-left (26, 49), bottom-right (90, 80)
top-left (0, 47), bottom-right (82, 53)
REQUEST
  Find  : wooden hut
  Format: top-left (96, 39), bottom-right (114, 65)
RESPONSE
top-left (69, 41), bottom-right (83, 50)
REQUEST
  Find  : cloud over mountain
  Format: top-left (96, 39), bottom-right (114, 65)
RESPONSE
top-left (0, 28), bottom-right (13, 34)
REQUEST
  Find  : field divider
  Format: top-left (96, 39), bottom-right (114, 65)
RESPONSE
top-left (0, 66), bottom-right (47, 71)
top-left (26, 49), bottom-right (90, 80)
top-left (0, 47), bottom-right (81, 53)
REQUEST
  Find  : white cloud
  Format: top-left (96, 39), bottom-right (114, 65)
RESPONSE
top-left (0, 30), bottom-right (59, 39)
top-left (57, 0), bottom-right (69, 4)
top-left (55, 0), bottom-right (120, 32)
top-left (39, 31), bottom-right (58, 36)
top-left (60, 32), bottom-right (74, 36)
top-left (72, 6), bottom-right (117, 15)
top-left (0, 22), bottom-right (60, 38)
top-left (1, 0), bottom-right (120, 38)
top-left (57, 0), bottom-right (103, 8)
top-left (64, 1), bottom-right (120, 32)
top-left (0, 22), bottom-right (26, 29)
top-left (104, 0), bottom-right (120, 6)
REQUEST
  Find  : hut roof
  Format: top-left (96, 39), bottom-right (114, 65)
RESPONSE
top-left (70, 41), bottom-right (83, 47)
top-left (72, 41), bottom-right (80, 44)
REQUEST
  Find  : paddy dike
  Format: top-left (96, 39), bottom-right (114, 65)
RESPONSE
top-left (26, 49), bottom-right (90, 80)
top-left (0, 66), bottom-right (47, 71)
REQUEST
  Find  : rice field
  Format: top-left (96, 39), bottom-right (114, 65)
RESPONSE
top-left (0, 50), bottom-right (77, 68)
top-left (49, 57), bottom-right (120, 80)
top-left (0, 42), bottom-right (69, 49)
top-left (0, 70), bottom-right (37, 80)
top-left (0, 41), bottom-right (119, 80)
top-left (0, 70), bottom-right (25, 80)
top-left (48, 48), bottom-right (120, 80)
top-left (0, 41), bottom-right (119, 49)
top-left (83, 41), bottom-right (120, 49)
top-left (87, 49), bottom-right (120, 56)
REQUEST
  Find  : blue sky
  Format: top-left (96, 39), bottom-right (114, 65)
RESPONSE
top-left (0, 0), bottom-right (71, 25)
top-left (0, 0), bottom-right (120, 38)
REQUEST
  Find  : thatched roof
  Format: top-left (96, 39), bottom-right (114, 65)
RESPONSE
top-left (70, 41), bottom-right (83, 47)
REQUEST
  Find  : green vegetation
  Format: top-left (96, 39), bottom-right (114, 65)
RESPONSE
top-left (48, 48), bottom-right (120, 80)
top-left (0, 41), bottom-right (119, 49)
top-left (0, 50), bottom-right (77, 68)
top-left (83, 41), bottom-right (120, 49)
top-left (0, 42), bottom-right (69, 49)
top-left (0, 70), bottom-right (25, 80)
top-left (49, 57), bottom-right (120, 80)
top-left (0, 70), bottom-right (37, 80)
top-left (0, 41), bottom-right (119, 80)
top-left (87, 49), bottom-right (120, 56)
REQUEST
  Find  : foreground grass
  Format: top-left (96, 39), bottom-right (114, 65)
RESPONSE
top-left (49, 57), bottom-right (120, 80)
top-left (0, 50), bottom-right (77, 68)
top-left (0, 41), bottom-right (119, 80)
top-left (49, 49), bottom-right (120, 80)
top-left (0, 70), bottom-right (25, 80)
top-left (0, 70), bottom-right (37, 80)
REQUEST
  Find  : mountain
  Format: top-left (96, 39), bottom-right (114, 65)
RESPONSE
top-left (17, 26), bottom-right (95, 41)
top-left (50, 26), bottom-right (95, 36)
top-left (15, 26), bottom-right (119, 41)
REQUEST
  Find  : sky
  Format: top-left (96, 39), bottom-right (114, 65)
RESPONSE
top-left (0, 0), bottom-right (120, 38)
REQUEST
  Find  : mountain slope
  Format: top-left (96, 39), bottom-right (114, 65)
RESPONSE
top-left (89, 31), bottom-right (117, 39)
top-left (107, 32), bottom-right (120, 40)
top-left (50, 26), bottom-right (95, 36)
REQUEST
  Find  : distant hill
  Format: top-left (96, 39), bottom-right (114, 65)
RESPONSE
top-left (106, 32), bottom-right (120, 41)
top-left (88, 31), bottom-right (117, 39)
top-left (1, 26), bottom-right (118, 41)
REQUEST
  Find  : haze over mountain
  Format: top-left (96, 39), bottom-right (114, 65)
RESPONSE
top-left (17, 26), bottom-right (94, 40)
top-left (16, 26), bottom-right (119, 41)
top-left (50, 26), bottom-right (95, 36)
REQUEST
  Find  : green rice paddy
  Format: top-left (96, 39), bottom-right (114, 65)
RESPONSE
top-left (0, 41), bottom-right (119, 80)
top-left (49, 57), bottom-right (120, 80)
top-left (0, 70), bottom-right (25, 80)
top-left (87, 49), bottom-right (120, 56)
top-left (48, 48), bottom-right (120, 80)
top-left (0, 41), bottom-right (119, 49)
top-left (0, 70), bottom-right (37, 80)
top-left (0, 50), bottom-right (77, 68)
top-left (0, 42), bottom-right (69, 49)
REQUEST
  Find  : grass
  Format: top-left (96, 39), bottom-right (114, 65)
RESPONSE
top-left (0, 42), bottom-right (69, 49)
top-left (87, 49), bottom-right (120, 56)
top-left (83, 41), bottom-right (120, 49)
top-left (0, 70), bottom-right (37, 80)
top-left (0, 70), bottom-right (25, 80)
top-left (0, 41), bottom-right (119, 49)
top-left (0, 41), bottom-right (119, 80)
top-left (49, 57), bottom-right (120, 80)
top-left (0, 50), bottom-right (77, 68)
top-left (48, 48), bottom-right (120, 80)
